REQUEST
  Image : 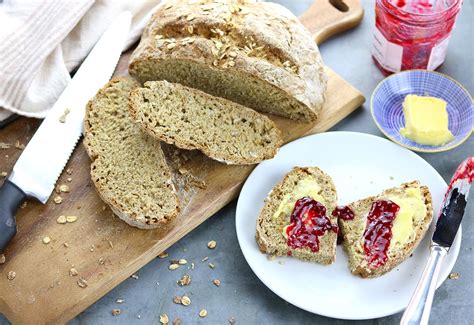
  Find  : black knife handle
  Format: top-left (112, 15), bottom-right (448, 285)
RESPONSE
top-left (0, 179), bottom-right (26, 251)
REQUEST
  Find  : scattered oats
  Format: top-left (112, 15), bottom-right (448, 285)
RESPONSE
top-left (186, 13), bottom-right (197, 21)
top-left (90, 245), bottom-right (95, 252)
top-left (213, 279), bottom-right (221, 286)
top-left (173, 295), bottom-right (182, 304)
top-left (212, 60), bottom-right (219, 67)
top-left (169, 263), bottom-right (180, 270)
top-left (54, 196), bottom-right (63, 204)
top-left (108, 240), bottom-right (114, 249)
top-left (201, 256), bottom-right (209, 262)
top-left (228, 51), bottom-right (237, 58)
top-left (116, 299), bottom-right (125, 304)
top-left (178, 259), bottom-right (187, 265)
top-left (199, 309), bottom-right (208, 318)
top-left (63, 242), bottom-right (70, 248)
top-left (158, 251), bottom-right (169, 258)
top-left (67, 177), bottom-right (72, 182)
top-left (449, 272), bottom-right (460, 280)
top-left (112, 309), bottom-right (121, 316)
top-left (57, 215), bottom-right (67, 224)
top-left (15, 140), bottom-right (25, 150)
top-left (66, 215), bottom-right (78, 223)
top-left (160, 313), bottom-right (169, 324)
top-left (7, 271), bottom-right (16, 280)
top-left (229, 316), bottom-right (236, 324)
top-left (228, 60), bottom-right (235, 67)
top-left (66, 168), bottom-right (73, 175)
top-left (187, 25), bottom-right (194, 34)
top-left (207, 240), bottom-right (217, 249)
top-left (0, 142), bottom-right (11, 149)
top-left (190, 262), bottom-right (195, 270)
top-left (59, 108), bottom-right (70, 123)
top-left (131, 274), bottom-right (139, 280)
top-left (208, 263), bottom-right (215, 269)
top-left (172, 318), bottom-right (181, 325)
top-left (77, 277), bottom-right (88, 288)
top-left (0, 254), bottom-right (5, 264)
top-left (59, 184), bottom-right (70, 193)
top-left (42, 236), bottom-right (51, 244)
top-left (98, 257), bottom-right (105, 265)
top-left (178, 274), bottom-right (192, 286)
top-left (1, 172), bottom-right (7, 177)
top-left (69, 268), bottom-right (78, 276)
top-left (167, 43), bottom-right (177, 50)
top-left (181, 295), bottom-right (191, 306)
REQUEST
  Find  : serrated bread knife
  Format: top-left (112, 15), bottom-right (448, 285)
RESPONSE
top-left (0, 12), bottom-right (132, 251)
top-left (401, 157), bottom-right (473, 325)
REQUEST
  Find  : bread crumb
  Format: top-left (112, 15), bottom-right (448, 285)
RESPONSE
top-left (42, 236), bottom-right (51, 244)
top-left (201, 256), bottom-right (209, 262)
top-left (208, 263), bottom-right (215, 269)
top-left (178, 274), bottom-right (191, 286)
top-left (1, 172), bottom-right (7, 177)
top-left (59, 108), bottom-right (70, 123)
top-left (63, 242), bottom-right (70, 248)
top-left (108, 240), bottom-right (114, 249)
top-left (57, 215), bottom-right (67, 224)
top-left (54, 196), bottom-right (63, 204)
top-left (213, 279), bottom-right (221, 287)
top-left (181, 295), bottom-right (191, 306)
top-left (69, 268), bottom-right (78, 276)
top-left (173, 296), bottom-right (182, 304)
top-left (229, 316), bottom-right (236, 324)
top-left (199, 309), bottom-right (208, 317)
top-left (0, 254), bottom-right (5, 264)
top-left (131, 274), bottom-right (139, 279)
top-left (160, 314), bottom-right (169, 324)
top-left (66, 215), bottom-right (78, 223)
top-left (67, 177), bottom-right (72, 182)
top-left (207, 240), bottom-right (217, 249)
top-left (178, 259), bottom-right (187, 265)
top-left (158, 251), bottom-right (168, 258)
top-left (116, 299), bottom-right (125, 303)
top-left (172, 318), bottom-right (181, 325)
top-left (449, 272), bottom-right (460, 280)
top-left (60, 184), bottom-right (70, 193)
top-left (7, 271), bottom-right (16, 280)
top-left (77, 277), bottom-right (88, 288)
top-left (66, 168), bottom-right (73, 175)
top-left (0, 142), bottom-right (11, 149)
top-left (15, 140), bottom-right (25, 150)
top-left (190, 262), bottom-right (195, 270)
top-left (112, 309), bottom-right (121, 316)
top-left (98, 257), bottom-right (105, 265)
top-left (169, 263), bottom-right (180, 270)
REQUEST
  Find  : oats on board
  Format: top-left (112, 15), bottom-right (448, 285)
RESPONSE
top-left (7, 271), bottom-right (16, 280)
top-left (173, 318), bottom-right (181, 325)
top-left (201, 256), bottom-right (209, 262)
top-left (54, 196), bottom-right (63, 204)
top-left (69, 268), bottom-right (78, 276)
top-left (116, 299), bottom-right (125, 303)
top-left (59, 184), bottom-right (70, 193)
top-left (213, 279), bottom-right (221, 286)
top-left (112, 309), bottom-right (121, 316)
top-left (186, 13), bottom-right (196, 21)
top-left (77, 277), bottom-right (88, 288)
top-left (42, 236), bottom-right (51, 244)
top-left (178, 259), bottom-right (187, 265)
top-left (158, 251), bottom-right (169, 258)
top-left (208, 263), bottom-right (215, 269)
top-left (178, 274), bottom-right (191, 286)
top-left (207, 240), bottom-right (217, 249)
top-left (66, 215), bottom-right (78, 223)
top-left (173, 296), bottom-right (182, 304)
top-left (449, 272), bottom-right (460, 280)
top-left (186, 25), bottom-right (194, 34)
top-left (199, 309), bottom-right (208, 317)
top-left (160, 314), bottom-right (169, 324)
top-left (57, 215), bottom-right (67, 224)
top-left (167, 43), bottom-right (177, 50)
top-left (169, 263), bottom-right (180, 270)
top-left (131, 274), bottom-right (139, 280)
top-left (1, 172), bottom-right (7, 177)
top-left (181, 295), bottom-right (191, 306)
top-left (0, 254), bottom-right (5, 264)
top-left (59, 108), bottom-right (70, 123)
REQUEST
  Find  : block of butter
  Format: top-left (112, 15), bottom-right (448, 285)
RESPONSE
top-left (400, 94), bottom-right (454, 146)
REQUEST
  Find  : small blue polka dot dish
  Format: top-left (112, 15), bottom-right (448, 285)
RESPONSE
top-left (371, 70), bottom-right (473, 153)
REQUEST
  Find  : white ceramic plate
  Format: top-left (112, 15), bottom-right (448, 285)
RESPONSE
top-left (236, 132), bottom-right (461, 320)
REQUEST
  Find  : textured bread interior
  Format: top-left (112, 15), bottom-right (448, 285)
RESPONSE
top-left (129, 80), bottom-right (282, 165)
top-left (83, 77), bottom-right (180, 229)
top-left (255, 167), bottom-right (338, 264)
top-left (131, 59), bottom-right (316, 121)
top-left (339, 181), bottom-right (433, 278)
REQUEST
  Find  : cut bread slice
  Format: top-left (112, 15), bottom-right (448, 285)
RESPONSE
top-left (338, 181), bottom-right (433, 278)
top-left (256, 167), bottom-right (338, 264)
top-left (128, 80), bottom-right (282, 165)
top-left (84, 77), bottom-right (180, 229)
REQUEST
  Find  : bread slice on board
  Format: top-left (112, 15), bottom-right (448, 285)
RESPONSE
top-left (129, 0), bottom-right (327, 122)
top-left (84, 77), bottom-right (180, 229)
top-left (256, 167), bottom-right (338, 264)
top-left (129, 80), bottom-right (282, 165)
top-left (338, 181), bottom-right (433, 278)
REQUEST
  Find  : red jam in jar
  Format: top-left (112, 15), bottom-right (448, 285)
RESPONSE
top-left (363, 199), bottom-right (400, 268)
top-left (286, 197), bottom-right (338, 253)
top-left (373, 0), bottom-right (463, 74)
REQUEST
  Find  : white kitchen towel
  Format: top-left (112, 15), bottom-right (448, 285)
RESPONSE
top-left (0, 0), bottom-right (162, 121)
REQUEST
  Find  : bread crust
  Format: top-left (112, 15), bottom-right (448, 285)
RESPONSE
top-left (129, 0), bottom-right (327, 121)
top-left (339, 181), bottom-right (433, 278)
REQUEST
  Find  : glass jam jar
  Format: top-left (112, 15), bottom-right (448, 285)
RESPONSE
top-left (372, 0), bottom-right (463, 75)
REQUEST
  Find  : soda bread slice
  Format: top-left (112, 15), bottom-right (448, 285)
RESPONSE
top-left (339, 181), bottom-right (433, 278)
top-left (256, 167), bottom-right (338, 264)
top-left (129, 0), bottom-right (327, 122)
top-left (128, 80), bottom-right (282, 165)
top-left (84, 77), bottom-right (180, 229)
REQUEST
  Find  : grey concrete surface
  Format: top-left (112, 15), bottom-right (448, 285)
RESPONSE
top-left (1, 1), bottom-right (472, 324)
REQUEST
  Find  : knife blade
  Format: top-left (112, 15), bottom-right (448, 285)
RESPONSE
top-left (401, 157), bottom-right (473, 325)
top-left (0, 12), bottom-right (132, 251)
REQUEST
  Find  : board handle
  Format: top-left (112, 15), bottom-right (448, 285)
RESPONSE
top-left (299, 0), bottom-right (364, 45)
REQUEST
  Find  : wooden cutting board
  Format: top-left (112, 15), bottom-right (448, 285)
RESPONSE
top-left (0, 1), bottom-right (364, 323)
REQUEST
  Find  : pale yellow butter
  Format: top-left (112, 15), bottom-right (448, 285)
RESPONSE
top-left (400, 94), bottom-right (454, 146)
